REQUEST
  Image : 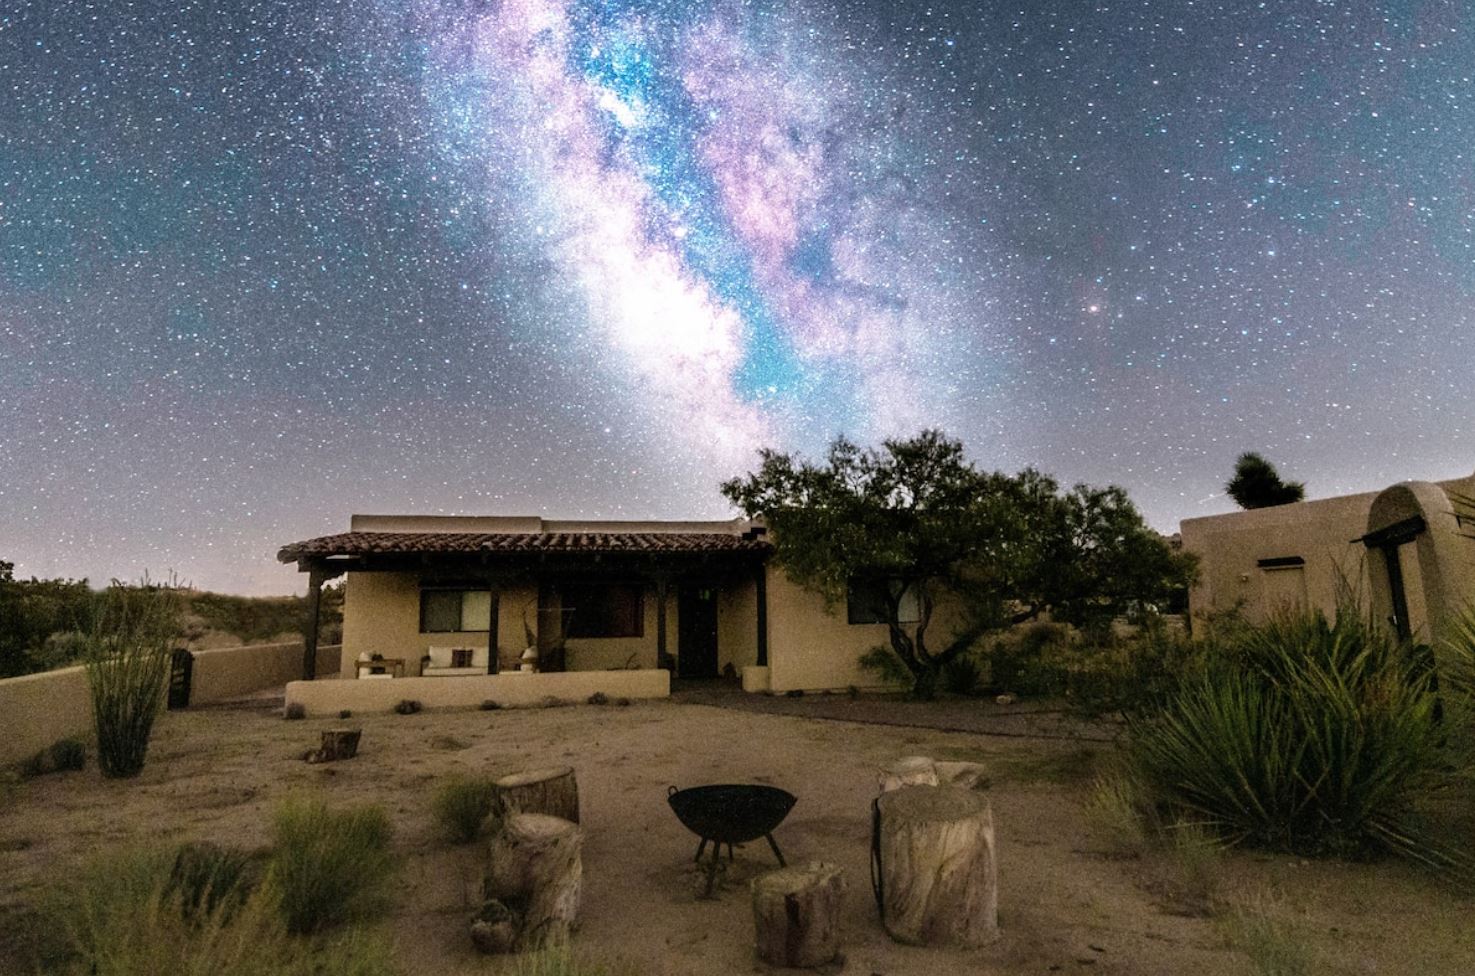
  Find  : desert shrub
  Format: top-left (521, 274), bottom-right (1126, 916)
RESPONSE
top-left (41, 845), bottom-right (394, 976)
top-left (49, 737), bottom-right (87, 771)
top-left (85, 579), bottom-right (183, 779)
top-left (1128, 609), bottom-right (1441, 857)
top-left (433, 775), bottom-right (500, 844)
top-left (393, 699), bottom-right (422, 715)
top-left (283, 703), bottom-right (306, 721)
top-left (1062, 625), bottom-right (1204, 717)
top-left (265, 797), bottom-right (395, 935)
top-left (941, 654), bottom-right (983, 695)
top-left (166, 842), bottom-right (258, 923)
top-left (338, 710), bottom-right (352, 720)
top-left (980, 622), bottom-right (1074, 696)
top-left (480, 699), bottom-right (502, 711)
top-left (587, 691), bottom-right (609, 705)
top-left (1084, 773), bottom-right (1150, 858)
top-left (858, 644), bottom-right (914, 690)
top-left (1221, 888), bottom-right (1313, 976)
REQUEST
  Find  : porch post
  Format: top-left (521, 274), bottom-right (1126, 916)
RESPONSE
top-left (755, 564), bottom-right (768, 667)
top-left (487, 582), bottom-right (501, 674)
top-left (302, 566), bottom-right (326, 681)
top-left (656, 576), bottom-right (672, 671)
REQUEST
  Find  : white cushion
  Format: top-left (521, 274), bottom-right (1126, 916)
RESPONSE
top-left (427, 646), bottom-right (454, 668)
top-left (426, 646), bottom-right (489, 670)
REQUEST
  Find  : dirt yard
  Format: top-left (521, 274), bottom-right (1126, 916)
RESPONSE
top-left (2, 696), bottom-right (1470, 974)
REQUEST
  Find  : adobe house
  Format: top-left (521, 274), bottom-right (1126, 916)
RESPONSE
top-left (1179, 470), bottom-right (1475, 651)
top-left (277, 514), bottom-right (953, 713)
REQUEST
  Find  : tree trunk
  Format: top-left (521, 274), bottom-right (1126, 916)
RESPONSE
top-left (495, 766), bottom-right (580, 823)
top-left (752, 862), bottom-right (846, 968)
top-left (479, 813), bottom-right (583, 952)
top-left (306, 728), bottom-right (360, 763)
top-left (874, 785), bottom-right (998, 947)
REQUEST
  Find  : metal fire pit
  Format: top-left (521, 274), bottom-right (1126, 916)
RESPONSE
top-left (667, 784), bottom-right (796, 895)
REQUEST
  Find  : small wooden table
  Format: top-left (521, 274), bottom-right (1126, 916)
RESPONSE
top-left (356, 658), bottom-right (405, 679)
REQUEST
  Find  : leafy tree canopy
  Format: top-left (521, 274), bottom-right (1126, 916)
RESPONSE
top-left (1226, 452), bottom-right (1305, 509)
top-left (721, 431), bottom-right (1196, 698)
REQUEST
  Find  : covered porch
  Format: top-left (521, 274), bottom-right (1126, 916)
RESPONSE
top-left (278, 523), bottom-right (772, 687)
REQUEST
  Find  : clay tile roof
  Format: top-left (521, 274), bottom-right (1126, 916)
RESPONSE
top-left (277, 531), bottom-right (770, 563)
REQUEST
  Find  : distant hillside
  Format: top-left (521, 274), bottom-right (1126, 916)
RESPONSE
top-left (0, 562), bottom-right (342, 677)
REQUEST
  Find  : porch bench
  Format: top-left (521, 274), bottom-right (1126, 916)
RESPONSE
top-left (423, 645), bottom-right (492, 677)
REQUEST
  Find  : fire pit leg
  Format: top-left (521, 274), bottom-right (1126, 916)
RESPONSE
top-left (765, 833), bottom-right (786, 867)
top-left (695, 838), bottom-right (709, 862)
top-left (704, 846), bottom-right (722, 897)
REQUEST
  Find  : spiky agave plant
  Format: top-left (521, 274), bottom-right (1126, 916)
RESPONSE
top-left (85, 576), bottom-right (183, 778)
top-left (1129, 609), bottom-right (1443, 856)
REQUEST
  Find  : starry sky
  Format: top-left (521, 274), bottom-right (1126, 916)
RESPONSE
top-left (1, 0), bottom-right (1471, 595)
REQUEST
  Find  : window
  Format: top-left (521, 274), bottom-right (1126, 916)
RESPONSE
top-left (563, 583), bottom-right (643, 638)
top-left (419, 588), bottom-right (492, 633)
top-left (846, 579), bottom-right (921, 625)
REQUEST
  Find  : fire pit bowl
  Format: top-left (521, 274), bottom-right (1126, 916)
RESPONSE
top-left (667, 784), bottom-right (796, 895)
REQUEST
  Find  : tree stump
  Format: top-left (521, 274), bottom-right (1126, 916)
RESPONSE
top-left (878, 756), bottom-right (938, 793)
top-left (306, 728), bottom-right (361, 764)
top-left (477, 812), bottom-right (583, 952)
top-left (874, 785), bottom-right (998, 947)
top-left (495, 766), bottom-right (580, 823)
top-left (752, 862), bottom-right (846, 968)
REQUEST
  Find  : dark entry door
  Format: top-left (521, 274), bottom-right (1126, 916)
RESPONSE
top-left (677, 586), bottom-right (719, 679)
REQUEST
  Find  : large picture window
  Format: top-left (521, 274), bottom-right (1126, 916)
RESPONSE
top-left (563, 583), bottom-right (644, 639)
top-left (846, 578), bottom-right (921, 625)
top-left (419, 588), bottom-right (492, 633)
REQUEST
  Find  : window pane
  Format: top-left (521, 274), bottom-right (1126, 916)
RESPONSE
top-left (461, 590), bottom-right (492, 632)
top-left (565, 584), bottom-right (643, 638)
top-left (421, 590), bottom-right (461, 633)
top-left (846, 579), bottom-right (920, 625)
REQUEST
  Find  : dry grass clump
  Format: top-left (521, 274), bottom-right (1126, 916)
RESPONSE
top-left (433, 774), bottom-right (501, 844)
top-left (1220, 887), bottom-right (1314, 976)
top-left (265, 797), bottom-right (396, 935)
top-left (508, 944), bottom-right (638, 976)
top-left (38, 845), bottom-right (395, 976)
top-left (1083, 773), bottom-right (1150, 859)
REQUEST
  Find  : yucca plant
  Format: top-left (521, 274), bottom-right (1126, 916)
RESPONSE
top-left (85, 578), bottom-right (184, 779)
top-left (1129, 609), bottom-right (1442, 856)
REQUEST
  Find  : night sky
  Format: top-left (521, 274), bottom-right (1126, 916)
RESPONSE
top-left (2, 0), bottom-right (1471, 595)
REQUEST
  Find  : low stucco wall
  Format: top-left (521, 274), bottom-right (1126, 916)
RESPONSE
top-left (1, 642), bottom-right (342, 765)
top-left (0, 665), bottom-right (92, 765)
top-left (283, 668), bottom-right (670, 716)
top-left (192, 641), bottom-right (340, 704)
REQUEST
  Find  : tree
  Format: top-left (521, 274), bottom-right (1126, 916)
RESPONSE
top-left (1225, 452), bottom-right (1305, 509)
top-left (721, 431), bottom-right (1196, 699)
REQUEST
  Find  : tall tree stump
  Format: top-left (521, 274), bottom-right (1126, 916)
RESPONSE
top-left (477, 812), bottom-right (583, 952)
top-left (306, 728), bottom-right (361, 764)
top-left (752, 862), bottom-right (846, 968)
top-left (873, 785), bottom-right (998, 947)
top-left (495, 766), bottom-right (580, 823)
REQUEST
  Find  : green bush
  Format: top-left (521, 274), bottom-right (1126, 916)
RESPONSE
top-left (41, 845), bottom-right (394, 976)
top-left (1128, 610), bottom-right (1441, 856)
top-left (85, 580), bottom-right (183, 779)
top-left (432, 775), bottom-right (500, 844)
top-left (940, 654), bottom-right (983, 695)
top-left (265, 797), bottom-right (395, 935)
top-left (983, 622), bottom-right (1073, 696)
top-left (50, 737), bottom-right (87, 772)
top-left (393, 699), bottom-right (422, 715)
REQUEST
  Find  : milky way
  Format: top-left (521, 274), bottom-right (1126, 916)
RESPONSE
top-left (0, 1), bottom-right (1471, 593)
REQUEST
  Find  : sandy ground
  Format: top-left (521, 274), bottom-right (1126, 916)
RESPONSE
top-left (2, 696), bottom-right (1472, 975)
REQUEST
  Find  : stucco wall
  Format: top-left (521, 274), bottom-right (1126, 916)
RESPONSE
top-left (284, 668), bottom-right (670, 716)
top-left (1180, 472), bottom-right (1475, 643)
top-left (717, 577), bottom-right (759, 673)
top-left (0, 641), bottom-right (341, 765)
top-left (1180, 492), bottom-right (1376, 626)
top-left (763, 567), bottom-right (968, 693)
